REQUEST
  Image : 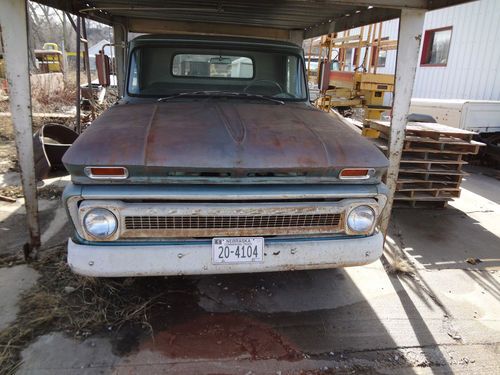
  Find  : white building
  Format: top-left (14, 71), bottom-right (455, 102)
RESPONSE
top-left (332, 0), bottom-right (500, 102)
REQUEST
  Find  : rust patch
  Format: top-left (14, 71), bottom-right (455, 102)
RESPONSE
top-left (140, 313), bottom-right (301, 361)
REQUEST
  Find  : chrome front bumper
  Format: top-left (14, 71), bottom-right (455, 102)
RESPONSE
top-left (64, 183), bottom-right (388, 276)
top-left (68, 232), bottom-right (383, 277)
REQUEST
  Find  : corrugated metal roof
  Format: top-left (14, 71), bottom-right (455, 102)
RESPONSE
top-left (36, 0), bottom-right (473, 38)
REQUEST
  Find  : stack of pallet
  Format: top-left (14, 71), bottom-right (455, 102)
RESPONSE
top-left (365, 120), bottom-right (483, 208)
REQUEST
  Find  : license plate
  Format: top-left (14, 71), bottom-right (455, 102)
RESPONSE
top-left (212, 237), bottom-right (264, 264)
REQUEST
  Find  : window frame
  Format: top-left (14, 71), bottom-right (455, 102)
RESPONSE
top-left (420, 26), bottom-right (453, 67)
top-left (125, 45), bottom-right (309, 102)
top-left (370, 37), bottom-right (389, 68)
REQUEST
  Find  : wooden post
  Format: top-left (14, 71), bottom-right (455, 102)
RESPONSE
top-left (307, 40), bottom-right (313, 80)
top-left (373, 22), bottom-right (383, 74)
top-left (364, 24), bottom-right (373, 72)
top-left (75, 16), bottom-right (81, 133)
top-left (81, 18), bottom-right (92, 89)
top-left (113, 24), bottom-right (127, 97)
top-left (380, 8), bottom-right (426, 235)
top-left (354, 26), bottom-right (364, 69)
top-left (0, 0), bottom-right (41, 253)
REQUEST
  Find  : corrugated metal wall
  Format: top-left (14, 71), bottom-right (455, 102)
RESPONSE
top-left (413, 0), bottom-right (500, 100)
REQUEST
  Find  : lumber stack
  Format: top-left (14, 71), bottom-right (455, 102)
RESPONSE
top-left (365, 120), bottom-right (483, 208)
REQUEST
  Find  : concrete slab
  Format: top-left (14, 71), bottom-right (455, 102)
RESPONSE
top-left (0, 199), bottom-right (71, 254)
top-left (0, 265), bottom-right (39, 330)
top-left (9, 165), bottom-right (500, 374)
top-left (17, 333), bottom-right (119, 375)
top-left (390, 168), bottom-right (500, 271)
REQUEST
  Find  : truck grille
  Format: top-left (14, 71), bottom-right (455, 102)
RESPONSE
top-left (125, 214), bottom-right (341, 230)
top-left (122, 213), bottom-right (343, 238)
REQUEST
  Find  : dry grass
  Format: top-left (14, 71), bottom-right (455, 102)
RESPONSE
top-left (31, 84), bottom-right (77, 114)
top-left (0, 246), bottom-right (166, 375)
top-left (0, 184), bottom-right (63, 201)
top-left (383, 228), bottom-right (415, 276)
top-left (386, 256), bottom-right (414, 275)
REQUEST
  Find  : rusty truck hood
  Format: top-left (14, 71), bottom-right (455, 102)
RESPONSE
top-left (63, 101), bottom-right (388, 184)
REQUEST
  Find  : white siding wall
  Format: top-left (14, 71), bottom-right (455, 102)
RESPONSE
top-left (413, 0), bottom-right (500, 100)
top-left (370, 0), bottom-right (500, 101)
top-left (312, 0), bottom-right (500, 102)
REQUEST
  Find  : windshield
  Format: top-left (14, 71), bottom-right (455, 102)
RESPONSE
top-left (128, 46), bottom-right (307, 100)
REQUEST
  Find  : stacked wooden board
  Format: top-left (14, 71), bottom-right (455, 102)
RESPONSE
top-left (365, 120), bottom-right (484, 208)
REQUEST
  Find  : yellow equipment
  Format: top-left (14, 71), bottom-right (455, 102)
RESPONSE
top-left (35, 43), bottom-right (63, 73)
top-left (311, 23), bottom-right (397, 120)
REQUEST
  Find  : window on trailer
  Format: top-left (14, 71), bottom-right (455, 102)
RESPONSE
top-left (370, 38), bottom-right (389, 68)
top-left (420, 27), bottom-right (452, 66)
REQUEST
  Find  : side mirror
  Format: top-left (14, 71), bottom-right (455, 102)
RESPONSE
top-left (96, 51), bottom-right (111, 87)
top-left (318, 60), bottom-right (331, 91)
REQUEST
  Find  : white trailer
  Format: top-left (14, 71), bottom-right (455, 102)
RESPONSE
top-left (410, 98), bottom-right (500, 133)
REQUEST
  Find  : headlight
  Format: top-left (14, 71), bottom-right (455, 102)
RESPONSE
top-left (347, 205), bottom-right (375, 233)
top-left (83, 208), bottom-right (117, 239)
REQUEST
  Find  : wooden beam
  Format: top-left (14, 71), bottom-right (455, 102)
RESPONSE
top-left (0, 112), bottom-right (74, 118)
top-left (113, 23), bottom-right (127, 96)
top-left (330, 34), bottom-right (361, 44)
top-left (380, 8), bottom-right (426, 235)
top-left (304, 7), bottom-right (400, 39)
top-left (127, 18), bottom-right (290, 41)
top-left (335, 8), bottom-right (401, 34)
top-left (304, 21), bottom-right (336, 40)
top-left (0, 0), bottom-right (41, 252)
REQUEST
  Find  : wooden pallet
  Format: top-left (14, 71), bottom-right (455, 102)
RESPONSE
top-left (364, 119), bottom-right (485, 208)
top-left (401, 151), bottom-right (464, 162)
top-left (393, 199), bottom-right (449, 209)
top-left (366, 120), bottom-right (477, 142)
top-left (403, 140), bottom-right (483, 154)
top-left (396, 179), bottom-right (463, 190)
top-left (395, 188), bottom-right (461, 199)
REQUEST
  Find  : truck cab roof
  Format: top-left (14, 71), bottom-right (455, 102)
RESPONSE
top-left (129, 34), bottom-right (303, 53)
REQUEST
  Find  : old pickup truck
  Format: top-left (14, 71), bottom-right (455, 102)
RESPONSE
top-left (62, 34), bottom-right (389, 277)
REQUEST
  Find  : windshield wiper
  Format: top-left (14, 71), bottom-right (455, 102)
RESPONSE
top-left (226, 92), bottom-right (285, 105)
top-left (157, 91), bottom-right (218, 102)
top-left (157, 91), bottom-right (284, 105)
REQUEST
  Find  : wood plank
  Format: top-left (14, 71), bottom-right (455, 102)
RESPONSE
top-left (401, 151), bottom-right (463, 162)
top-left (393, 200), bottom-right (448, 209)
top-left (400, 157), bottom-right (467, 165)
top-left (396, 187), bottom-right (461, 198)
top-left (404, 136), bottom-right (485, 148)
top-left (366, 119), bottom-right (477, 139)
top-left (402, 146), bottom-right (480, 155)
top-left (394, 193), bottom-right (453, 201)
top-left (397, 173), bottom-right (463, 185)
top-left (398, 167), bottom-right (466, 175)
top-left (0, 112), bottom-right (75, 118)
top-left (397, 181), bottom-right (460, 189)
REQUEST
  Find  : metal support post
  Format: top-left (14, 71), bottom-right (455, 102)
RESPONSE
top-left (0, 0), bottom-right (40, 253)
top-left (380, 8), bottom-right (426, 235)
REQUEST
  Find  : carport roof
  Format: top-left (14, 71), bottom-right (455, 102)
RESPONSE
top-left (36, 0), bottom-right (472, 38)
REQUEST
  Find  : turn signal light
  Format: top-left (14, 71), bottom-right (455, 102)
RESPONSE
top-left (339, 168), bottom-right (374, 180)
top-left (84, 166), bottom-right (128, 179)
